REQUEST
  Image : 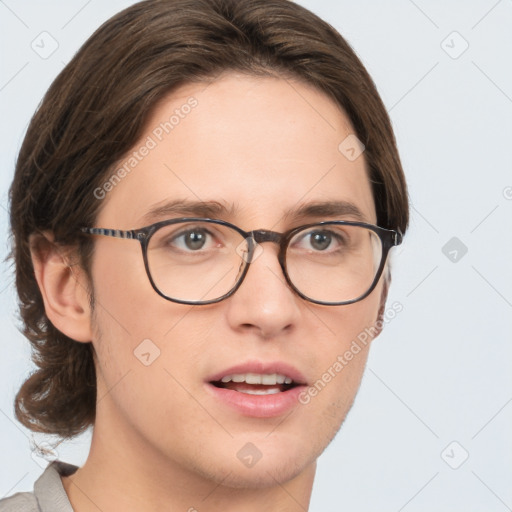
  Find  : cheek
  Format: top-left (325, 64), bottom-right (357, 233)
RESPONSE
top-left (89, 240), bottom-right (180, 340)
top-left (88, 243), bottom-right (207, 412)
top-left (90, 304), bottom-right (215, 453)
top-left (300, 287), bottom-right (383, 420)
top-left (313, 280), bottom-right (383, 355)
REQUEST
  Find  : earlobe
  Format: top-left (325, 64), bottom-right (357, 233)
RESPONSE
top-left (30, 232), bottom-right (93, 343)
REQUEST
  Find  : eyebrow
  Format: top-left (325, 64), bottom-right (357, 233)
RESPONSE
top-left (140, 199), bottom-right (368, 225)
top-left (284, 200), bottom-right (367, 223)
top-left (141, 199), bottom-right (231, 223)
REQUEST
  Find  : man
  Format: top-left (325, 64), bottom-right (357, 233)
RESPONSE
top-left (2, 0), bottom-right (408, 510)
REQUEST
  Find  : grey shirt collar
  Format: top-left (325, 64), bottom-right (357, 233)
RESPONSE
top-left (34, 461), bottom-right (78, 511)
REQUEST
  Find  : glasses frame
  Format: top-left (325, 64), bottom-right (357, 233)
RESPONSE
top-left (81, 217), bottom-right (402, 306)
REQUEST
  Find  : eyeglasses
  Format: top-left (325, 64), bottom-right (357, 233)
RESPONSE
top-left (81, 218), bottom-right (402, 306)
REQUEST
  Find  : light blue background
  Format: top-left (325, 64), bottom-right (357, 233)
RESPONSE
top-left (1, 1), bottom-right (511, 510)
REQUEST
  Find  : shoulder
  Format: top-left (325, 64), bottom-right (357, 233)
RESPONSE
top-left (0, 492), bottom-right (38, 512)
top-left (0, 461), bottom-right (78, 512)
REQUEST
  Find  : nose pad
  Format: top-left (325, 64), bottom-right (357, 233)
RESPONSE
top-left (234, 236), bottom-right (268, 284)
top-left (233, 237), bottom-right (253, 284)
top-left (235, 236), bottom-right (264, 265)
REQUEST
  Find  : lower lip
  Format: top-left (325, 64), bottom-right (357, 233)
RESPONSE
top-left (205, 383), bottom-right (306, 418)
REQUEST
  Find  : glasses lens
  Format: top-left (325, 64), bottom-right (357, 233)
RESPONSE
top-left (285, 224), bottom-right (382, 303)
top-left (147, 221), bottom-right (248, 302)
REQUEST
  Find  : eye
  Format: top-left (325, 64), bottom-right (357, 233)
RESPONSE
top-left (293, 228), bottom-right (346, 252)
top-left (308, 231), bottom-right (332, 251)
top-left (170, 228), bottom-right (216, 251)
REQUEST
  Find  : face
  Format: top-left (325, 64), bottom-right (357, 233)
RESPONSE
top-left (87, 73), bottom-right (385, 488)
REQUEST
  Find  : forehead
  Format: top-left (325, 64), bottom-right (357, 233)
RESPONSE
top-left (96, 73), bottom-right (376, 228)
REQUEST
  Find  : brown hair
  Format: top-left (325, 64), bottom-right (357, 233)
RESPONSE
top-left (10, 0), bottom-right (409, 438)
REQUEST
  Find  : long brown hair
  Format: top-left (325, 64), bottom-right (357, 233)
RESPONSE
top-left (10, 0), bottom-right (409, 438)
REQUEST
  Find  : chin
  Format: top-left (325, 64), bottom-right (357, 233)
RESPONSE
top-left (209, 455), bottom-right (314, 490)
top-left (187, 434), bottom-right (321, 490)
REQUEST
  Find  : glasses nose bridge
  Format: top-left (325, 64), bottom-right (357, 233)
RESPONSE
top-left (245, 229), bottom-right (286, 269)
top-left (241, 229), bottom-right (288, 286)
top-left (250, 229), bottom-right (283, 246)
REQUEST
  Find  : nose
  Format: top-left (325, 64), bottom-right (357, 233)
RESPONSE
top-left (224, 240), bottom-right (302, 339)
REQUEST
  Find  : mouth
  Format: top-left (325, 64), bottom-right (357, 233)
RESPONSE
top-left (210, 372), bottom-right (298, 395)
top-left (205, 362), bottom-right (307, 417)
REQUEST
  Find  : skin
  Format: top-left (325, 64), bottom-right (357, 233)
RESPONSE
top-left (32, 73), bottom-right (388, 511)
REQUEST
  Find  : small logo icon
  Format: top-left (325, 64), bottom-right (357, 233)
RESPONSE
top-left (31, 441), bottom-right (58, 469)
top-left (441, 441), bottom-right (469, 469)
top-left (338, 134), bottom-right (365, 161)
top-left (134, 338), bottom-right (161, 366)
top-left (503, 186), bottom-right (512, 200)
top-left (236, 239), bottom-right (263, 263)
top-left (236, 442), bottom-right (262, 468)
top-left (31, 31), bottom-right (59, 59)
top-left (441, 31), bottom-right (469, 60)
top-left (442, 237), bottom-right (468, 263)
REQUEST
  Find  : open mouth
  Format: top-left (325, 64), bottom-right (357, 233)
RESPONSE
top-left (211, 373), bottom-right (298, 395)
top-left (206, 365), bottom-right (307, 417)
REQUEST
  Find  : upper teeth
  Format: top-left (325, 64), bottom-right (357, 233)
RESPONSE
top-left (220, 373), bottom-right (293, 385)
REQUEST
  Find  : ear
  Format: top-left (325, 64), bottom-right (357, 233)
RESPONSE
top-left (373, 269), bottom-right (390, 338)
top-left (30, 232), bottom-right (93, 343)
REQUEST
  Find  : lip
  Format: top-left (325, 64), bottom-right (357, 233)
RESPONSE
top-left (205, 360), bottom-right (308, 418)
top-left (206, 360), bottom-right (307, 385)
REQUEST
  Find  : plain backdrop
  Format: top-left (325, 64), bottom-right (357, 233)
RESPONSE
top-left (1, 1), bottom-right (511, 510)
